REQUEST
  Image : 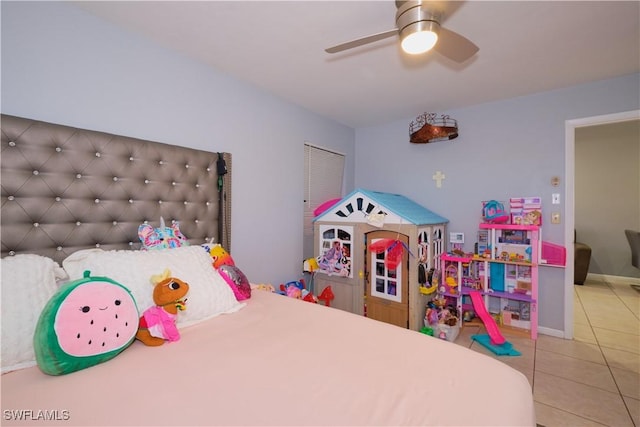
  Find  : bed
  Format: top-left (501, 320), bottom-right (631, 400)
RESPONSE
top-left (1, 114), bottom-right (535, 426)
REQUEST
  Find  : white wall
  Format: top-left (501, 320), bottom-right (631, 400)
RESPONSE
top-left (355, 73), bottom-right (640, 332)
top-left (0, 1), bottom-right (356, 285)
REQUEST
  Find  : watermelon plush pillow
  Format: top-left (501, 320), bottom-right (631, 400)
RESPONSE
top-left (34, 271), bottom-right (139, 376)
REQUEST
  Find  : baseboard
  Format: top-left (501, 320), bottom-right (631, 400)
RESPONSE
top-left (586, 273), bottom-right (640, 285)
top-left (538, 326), bottom-right (565, 339)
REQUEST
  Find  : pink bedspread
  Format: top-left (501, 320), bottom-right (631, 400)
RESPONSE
top-left (1, 291), bottom-right (535, 426)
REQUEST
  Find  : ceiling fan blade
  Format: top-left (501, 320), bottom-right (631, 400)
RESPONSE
top-left (433, 26), bottom-right (479, 62)
top-left (325, 29), bottom-right (398, 54)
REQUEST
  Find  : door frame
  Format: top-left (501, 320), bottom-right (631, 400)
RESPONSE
top-left (564, 109), bottom-right (640, 339)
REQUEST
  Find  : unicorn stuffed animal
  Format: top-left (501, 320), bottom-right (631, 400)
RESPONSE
top-left (138, 217), bottom-right (189, 250)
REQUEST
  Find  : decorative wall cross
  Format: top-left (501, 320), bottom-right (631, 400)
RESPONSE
top-left (432, 171), bottom-right (445, 188)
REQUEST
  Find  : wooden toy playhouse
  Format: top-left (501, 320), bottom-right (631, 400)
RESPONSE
top-left (313, 188), bottom-right (448, 330)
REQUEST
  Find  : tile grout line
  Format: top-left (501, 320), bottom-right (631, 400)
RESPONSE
top-left (607, 280), bottom-right (640, 322)
top-left (584, 281), bottom-right (638, 426)
top-left (604, 280), bottom-right (640, 427)
top-left (534, 400), bottom-right (610, 426)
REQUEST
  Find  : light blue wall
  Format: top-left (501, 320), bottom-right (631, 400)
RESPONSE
top-left (0, 1), bottom-right (356, 285)
top-left (355, 73), bottom-right (640, 331)
top-left (3, 1), bottom-right (639, 334)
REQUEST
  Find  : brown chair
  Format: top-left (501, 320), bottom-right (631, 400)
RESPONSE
top-left (626, 229), bottom-right (640, 292)
top-left (625, 229), bottom-right (640, 271)
top-left (574, 231), bottom-right (591, 285)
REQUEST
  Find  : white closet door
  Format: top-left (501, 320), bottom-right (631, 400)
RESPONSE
top-left (304, 143), bottom-right (345, 259)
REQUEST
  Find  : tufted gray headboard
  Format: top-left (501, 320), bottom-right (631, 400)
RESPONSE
top-left (1, 114), bottom-right (231, 263)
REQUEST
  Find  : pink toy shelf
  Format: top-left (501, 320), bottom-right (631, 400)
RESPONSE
top-left (541, 241), bottom-right (566, 267)
top-left (476, 223), bottom-right (540, 339)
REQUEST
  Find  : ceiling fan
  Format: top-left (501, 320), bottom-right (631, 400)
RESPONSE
top-left (325, 0), bottom-right (479, 63)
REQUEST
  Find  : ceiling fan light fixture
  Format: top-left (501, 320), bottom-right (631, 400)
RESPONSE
top-left (401, 25), bottom-right (439, 54)
top-left (396, 2), bottom-right (441, 55)
top-left (324, 0), bottom-right (479, 61)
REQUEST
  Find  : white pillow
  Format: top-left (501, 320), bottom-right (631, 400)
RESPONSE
top-left (62, 246), bottom-right (244, 328)
top-left (1, 254), bottom-right (68, 373)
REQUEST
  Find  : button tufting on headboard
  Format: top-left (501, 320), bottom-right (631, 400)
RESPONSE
top-left (1, 114), bottom-right (232, 263)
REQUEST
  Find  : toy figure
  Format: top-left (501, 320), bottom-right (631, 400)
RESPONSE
top-left (136, 269), bottom-right (189, 346)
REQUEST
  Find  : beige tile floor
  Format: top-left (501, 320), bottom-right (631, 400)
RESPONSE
top-left (453, 277), bottom-right (639, 426)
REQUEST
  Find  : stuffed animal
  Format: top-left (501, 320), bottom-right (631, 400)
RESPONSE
top-left (201, 243), bottom-right (251, 301)
top-left (278, 280), bottom-right (304, 297)
top-left (206, 243), bottom-right (235, 269)
top-left (136, 269), bottom-right (189, 346)
top-left (250, 283), bottom-right (275, 292)
top-left (34, 271), bottom-right (139, 375)
top-left (138, 217), bottom-right (189, 250)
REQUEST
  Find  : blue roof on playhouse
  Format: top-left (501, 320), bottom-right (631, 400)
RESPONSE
top-left (314, 188), bottom-right (448, 225)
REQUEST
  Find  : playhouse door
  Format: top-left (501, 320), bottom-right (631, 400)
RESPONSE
top-left (365, 231), bottom-right (409, 328)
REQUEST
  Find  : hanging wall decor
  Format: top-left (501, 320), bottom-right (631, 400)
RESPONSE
top-left (409, 113), bottom-right (458, 144)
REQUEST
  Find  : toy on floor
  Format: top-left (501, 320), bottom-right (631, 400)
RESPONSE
top-left (419, 326), bottom-right (434, 336)
top-left (425, 302), bottom-right (458, 326)
top-left (471, 335), bottom-right (521, 356)
top-left (278, 279), bottom-right (317, 303)
top-left (318, 286), bottom-right (334, 307)
top-left (424, 300), bottom-right (459, 341)
top-left (279, 280), bottom-right (303, 298)
top-left (424, 303), bottom-right (440, 326)
top-left (136, 269), bottom-right (189, 346)
top-left (469, 291), bottom-right (521, 356)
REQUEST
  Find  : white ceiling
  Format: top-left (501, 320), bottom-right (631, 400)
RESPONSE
top-left (72, 1), bottom-right (640, 128)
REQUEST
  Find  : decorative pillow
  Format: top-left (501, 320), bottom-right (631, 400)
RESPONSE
top-left (218, 265), bottom-right (252, 301)
top-left (33, 271), bottom-right (139, 375)
top-left (138, 217), bottom-right (189, 250)
top-left (63, 246), bottom-right (244, 328)
top-left (1, 254), bottom-right (68, 374)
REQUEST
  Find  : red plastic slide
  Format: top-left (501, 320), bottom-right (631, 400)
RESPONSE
top-left (469, 291), bottom-right (506, 345)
